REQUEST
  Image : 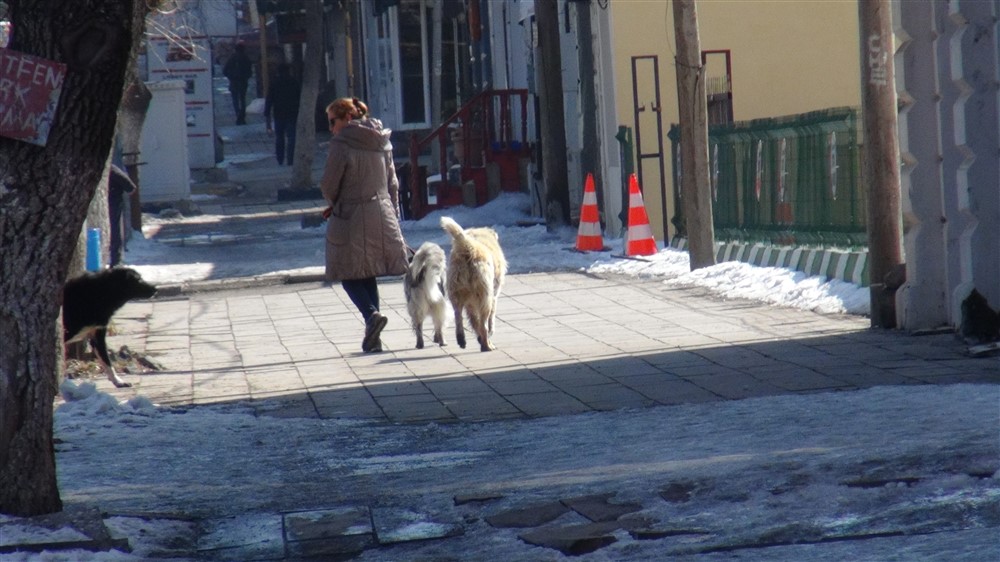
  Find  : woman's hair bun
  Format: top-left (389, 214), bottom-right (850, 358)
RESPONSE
top-left (351, 97), bottom-right (369, 118)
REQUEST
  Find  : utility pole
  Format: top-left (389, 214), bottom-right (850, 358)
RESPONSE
top-left (858, 0), bottom-right (903, 328)
top-left (576, 2), bottom-right (601, 208)
top-left (672, 0), bottom-right (715, 270)
top-left (534, 0), bottom-right (570, 228)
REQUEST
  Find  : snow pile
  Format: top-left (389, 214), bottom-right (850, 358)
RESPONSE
top-left (57, 380), bottom-right (158, 417)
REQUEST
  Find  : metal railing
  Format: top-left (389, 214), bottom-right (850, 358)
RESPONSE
top-left (669, 107), bottom-right (866, 248)
top-left (407, 89), bottom-right (531, 219)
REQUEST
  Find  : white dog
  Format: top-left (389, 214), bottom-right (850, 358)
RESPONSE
top-left (403, 242), bottom-right (449, 349)
top-left (440, 217), bottom-right (507, 351)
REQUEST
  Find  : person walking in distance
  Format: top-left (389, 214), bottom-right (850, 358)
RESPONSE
top-left (264, 64), bottom-right (301, 165)
top-left (223, 43), bottom-right (252, 125)
top-left (108, 164), bottom-right (136, 267)
top-left (321, 98), bottom-right (408, 352)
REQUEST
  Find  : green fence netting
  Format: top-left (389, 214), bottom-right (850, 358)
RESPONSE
top-left (668, 107), bottom-right (866, 249)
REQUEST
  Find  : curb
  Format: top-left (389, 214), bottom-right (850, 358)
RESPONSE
top-left (670, 237), bottom-right (869, 287)
top-left (155, 272), bottom-right (327, 297)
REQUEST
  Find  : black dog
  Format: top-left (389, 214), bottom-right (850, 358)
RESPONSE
top-left (63, 267), bottom-right (157, 387)
top-left (961, 289), bottom-right (1000, 344)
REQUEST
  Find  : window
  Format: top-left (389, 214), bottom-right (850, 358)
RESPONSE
top-left (374, 0), bottom-right (467, 129)
top-left (702, 50), bottom-right (733, 126)
top-left (396, 0), bottom-right (430, 128)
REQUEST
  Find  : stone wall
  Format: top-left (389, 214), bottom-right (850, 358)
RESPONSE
top-left (896, 0), bottom-right (1000, 331)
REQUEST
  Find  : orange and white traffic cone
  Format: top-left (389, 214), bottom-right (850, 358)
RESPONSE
top-left (575, 173), bottom-right (606, 252)
top-left (625, 173), bottom-right (658, 256)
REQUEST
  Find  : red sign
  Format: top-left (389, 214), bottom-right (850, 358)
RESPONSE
top-left (0, 48), bottom-right (67, 146)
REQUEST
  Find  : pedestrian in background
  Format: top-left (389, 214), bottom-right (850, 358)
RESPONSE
top-left (264, 64), bottom-right (301, 166)
top-left (223, 43), bottom-right (252, 125)
top-left (321, 97), bottom-right (408, 353)
top-left (108, 164), bottom-right (136, 267)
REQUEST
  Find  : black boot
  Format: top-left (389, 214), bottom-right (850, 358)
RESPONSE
top-left (363, 312), bottom-right (387, 353)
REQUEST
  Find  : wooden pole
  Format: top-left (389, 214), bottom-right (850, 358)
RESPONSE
top-left (672, 0), bottom-right (715, 269)
top-left (858, 0), bottom-right (903, 328)
top-left (534, 0), bottom-right (571, 228)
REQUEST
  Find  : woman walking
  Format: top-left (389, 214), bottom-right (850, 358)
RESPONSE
top-left (321, 97), bottom-right (408, 352)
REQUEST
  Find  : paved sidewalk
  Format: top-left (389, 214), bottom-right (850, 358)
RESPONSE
top-left (104, 270), bottom-right (996, 422)
top-left (107, 76), bottom-right (997, 422)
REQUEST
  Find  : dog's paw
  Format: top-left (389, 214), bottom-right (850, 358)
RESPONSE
top-left (108, 372), bottom-right (132, 388)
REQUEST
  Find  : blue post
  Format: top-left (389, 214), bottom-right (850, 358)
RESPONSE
top-left (86, 228), bottom-right (101, 271)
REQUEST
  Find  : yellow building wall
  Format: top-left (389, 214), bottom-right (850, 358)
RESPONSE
top-left (609, 0), bottom-right (861, 242)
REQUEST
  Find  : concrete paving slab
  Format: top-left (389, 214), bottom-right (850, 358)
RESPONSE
top-left (376, 394), bottom-right (456, 422)
top-left (424, 378), bottom-right (495, 397)
top-left (439, 393), bottom-right (522, 421)
top-left (561, 493), bottom-right (643, 523)
top-left (687, 372), bottom-right (788, 400)
top-left (564, 383), bottom-right (657, 410)
top-left (517, 520), bottom-right (620, 556)
top-left (503, 391), bottom-right (591, 417)
top-left (197, 513), bottom-right (284, 561)
top-left (371, 507), bottom-right (463, 545)
top-left (485, 501), bottom-right (570, 528)
top-left (283, 506), bottom-right (374, 557)
top-left (0, 506), bottom-right (128, 555)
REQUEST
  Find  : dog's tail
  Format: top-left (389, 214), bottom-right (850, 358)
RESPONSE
top-left (440, 216), bottom-right (467, 243)
top-left (410, 251), bottom-right (440, 285)
top-left (409, 243), bottom-right (447, 301)
top-left (416, 267), bottom-right (446, 304)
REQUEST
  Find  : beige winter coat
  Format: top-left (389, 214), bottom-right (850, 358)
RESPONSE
top-left (320, 118), bottom-right (408, 282)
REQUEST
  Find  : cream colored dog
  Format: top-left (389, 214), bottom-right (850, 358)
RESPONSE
top-left (440, 216), bottom-right (507, 351)
top-left (403, 241), bottom-right (448, 349)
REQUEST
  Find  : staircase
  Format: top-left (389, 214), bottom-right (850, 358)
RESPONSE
top-left (406, 89), bottom-right (532, 219)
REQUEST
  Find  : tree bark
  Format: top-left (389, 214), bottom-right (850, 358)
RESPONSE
top-left (672, 0), bottom-right (716, 270)
top-left (534, 0), bottom-right (570, 229)
top-left (289, 0), bottom-right (325, 189)
top-left (0, 0), bottom-right (149, 517)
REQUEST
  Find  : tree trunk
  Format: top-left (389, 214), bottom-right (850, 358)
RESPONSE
top-left (0, 0), bottom-right (149, 517)
top-left (534, 0), bottom-right (571, 229)
top-left (289, 0), bottom-right (324, 189)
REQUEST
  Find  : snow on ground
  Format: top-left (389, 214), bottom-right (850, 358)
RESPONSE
top-left (4, 381), bottom-right (997, 560)
top-left (129, 191), bottom-right (870, 316)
